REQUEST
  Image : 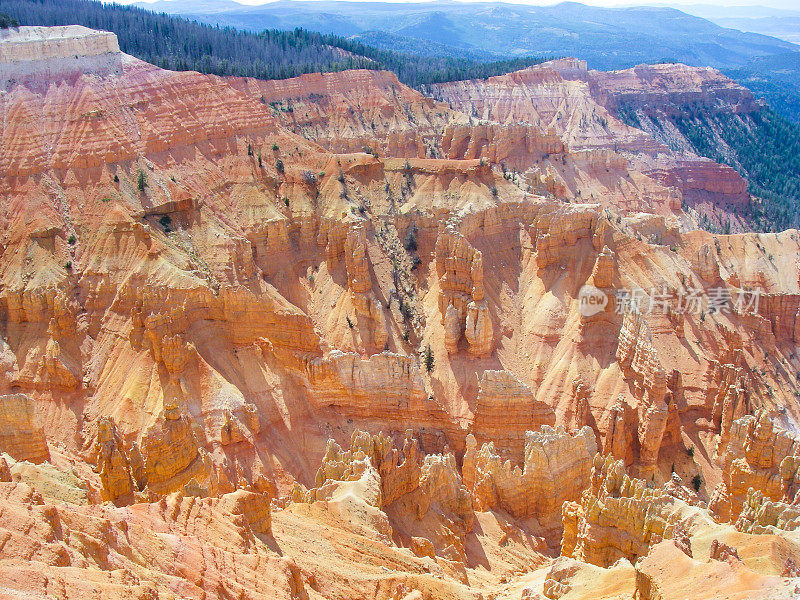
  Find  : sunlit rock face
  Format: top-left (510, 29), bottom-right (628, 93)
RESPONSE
top-left (0, 25), bottom-right (799, 600)
top-left (0, 25), bottom-right (123, 87)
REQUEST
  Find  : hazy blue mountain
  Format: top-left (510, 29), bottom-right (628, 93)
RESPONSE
top-left (349, 30), bottom-right (501, 61)
top-left (676, 5), bottom-right (800, 20)
top-left (727, 51), bottom-right (800, 123)
top-left (138, 0), bottom-right (797, 69)
top-left (134, 0), bottom-right (800, 121)
top-left (714, 17), bottom-right (800, 45)
top-left (0, 0), bottom-right (553, 86)
top-left (677, 4), bottom-right (800, 44)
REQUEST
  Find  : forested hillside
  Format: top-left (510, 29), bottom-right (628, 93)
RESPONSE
top-left (673, 109), bottom-right (800, 232)
top-left (137, 0), bottom-right (800, 125)
top-left (725, 52), bottom-right (800, 123)
top-left (0, 0), bottom-right (550, 85)
top-left (617, 104), bottom-right (800, 232)
top-left (138, 0), bottom-right (797, 70)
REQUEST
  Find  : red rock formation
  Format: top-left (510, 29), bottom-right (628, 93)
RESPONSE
top-left (435, 223), bottom-right (493, 356)
top-left (0, 25), bottom-right (799, 600)
top-left (601, 397), bottom-right (635, 466)
top-left (463, 425), bottom-right (597, 541)
top-left (736, 488), bottom-right (800, 533)
top-left (709, 538), bottom-right (741, 563)
top-left (719, 412), bottom-right (800, 519)
top-left (0, 394), bottom-right (50, 463)
top-left (140, 405), bottom-right (212, 496)
top-left (431, 60), bottom-right (752, 217)
top-left (561, 454), bottom-right (713, 567)
top-left (586, 62), bottom-right (757, 117)
top-left (93, 416), bottom-right (137, 504)
top-left (231, 69), bottom-right (464, 158)
top-left (472, 370), bottom-right (555, 460)
top-left (615, 313), bottom-right (675, 473)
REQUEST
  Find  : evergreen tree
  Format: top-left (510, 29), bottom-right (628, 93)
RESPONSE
top-left (423, 344), bottom-right (434, 373)
top-left (1, 0), bottom-right (551, 86)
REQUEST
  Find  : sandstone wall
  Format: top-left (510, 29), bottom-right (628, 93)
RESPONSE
top-left (717, 412), bottom-right (800, 520)
top-left (0, 394), bottom-right (50, 463)
top-left (471, 370), bottom-right (555, 460)
top-left (0, 26), bottom-right (122, 86)
top-left (463, 425), bottom-right (597, 541)
top-left (562, 454), bottom-right (713, 566)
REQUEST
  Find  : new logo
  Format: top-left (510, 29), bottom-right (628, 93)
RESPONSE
top-left (578, 285), bottom-right (608, 317)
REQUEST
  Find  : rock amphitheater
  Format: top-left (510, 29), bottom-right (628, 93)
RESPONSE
top-left (0, 25), bottom-right (799, 600)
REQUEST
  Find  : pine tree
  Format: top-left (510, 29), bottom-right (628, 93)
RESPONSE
top-left (423, 344), bottom-right (434, 373)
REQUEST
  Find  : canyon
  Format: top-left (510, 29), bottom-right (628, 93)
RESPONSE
top-left (0, 25), bottom-right (800, 600)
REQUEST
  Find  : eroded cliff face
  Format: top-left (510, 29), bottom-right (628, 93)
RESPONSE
top-left (1, 26), bottom-right (800, 600)
top-left (429, 59), bottom-right (751, 225)
top-left (0, 25), bottom-right (123, 87)
top-left (230, 69), bottom-right (466, 158)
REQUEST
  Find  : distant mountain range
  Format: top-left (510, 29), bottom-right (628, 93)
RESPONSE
top-left (0, 0), bottom-right (556, 86)
top-left (137, 1), bottom-right (797, 68)
top-left (678, 4), bottom-right (800, 44)
top-left (132, 0), bottom-right (800, 122)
